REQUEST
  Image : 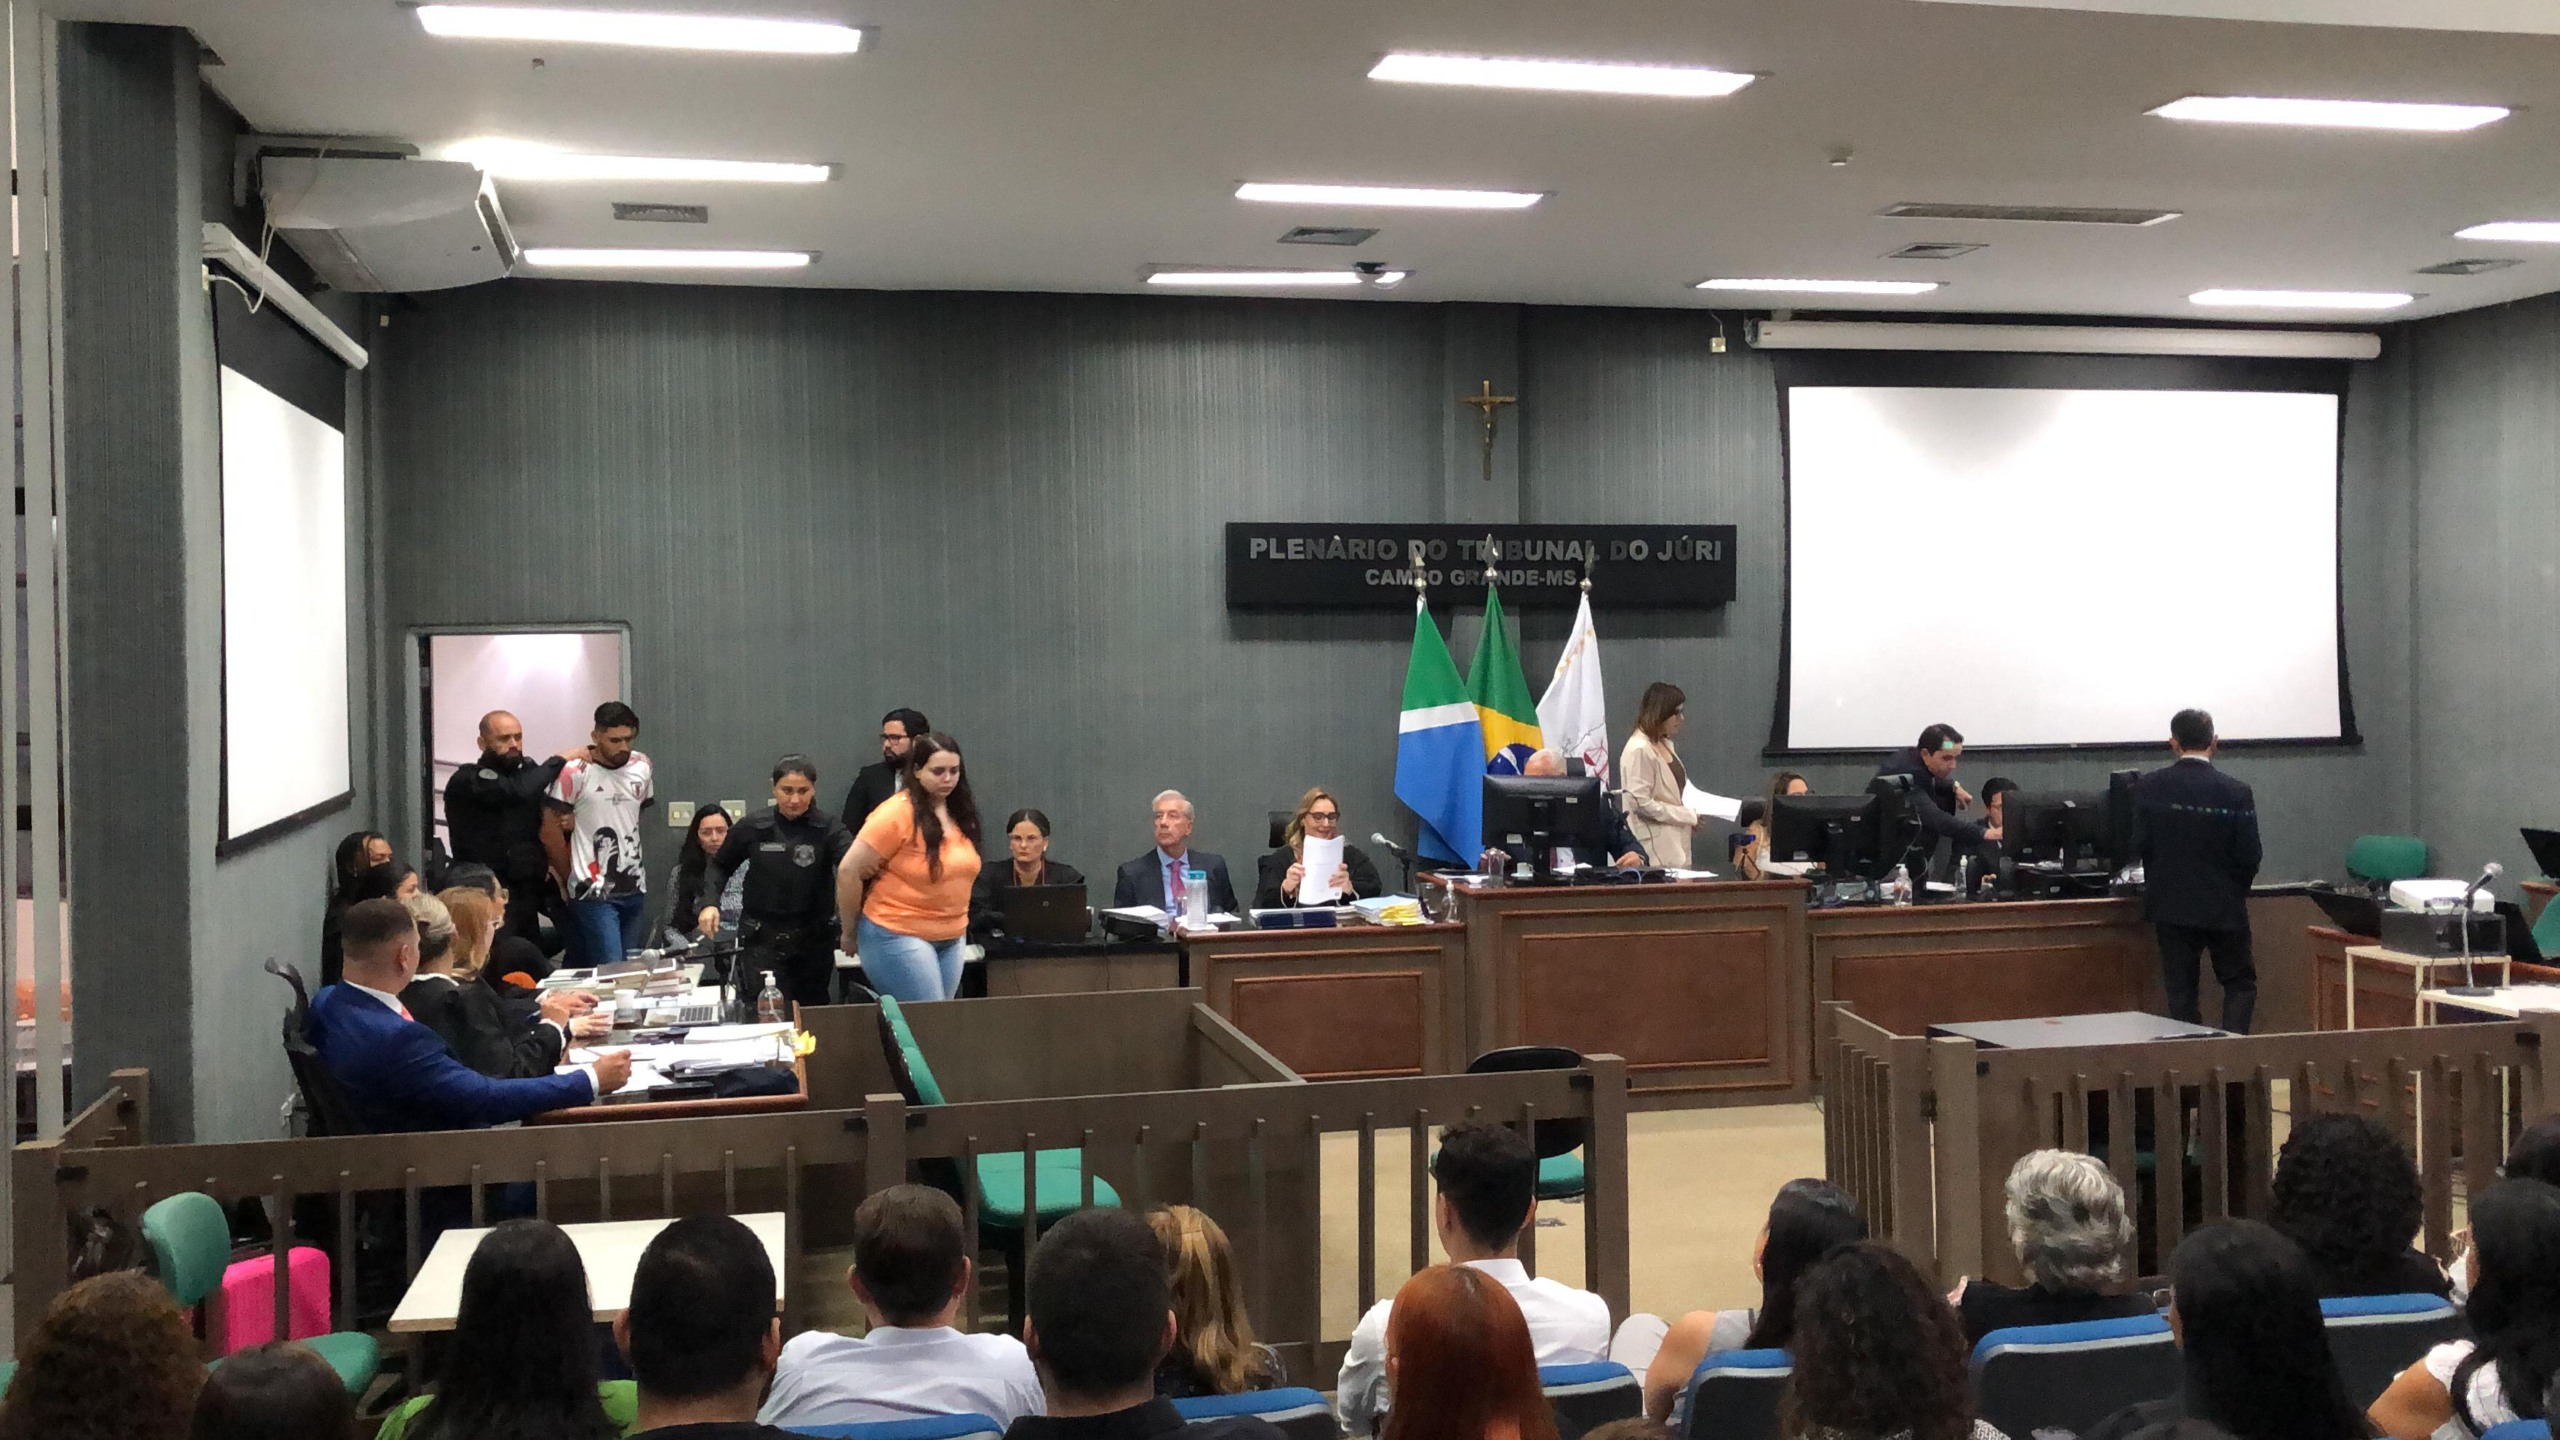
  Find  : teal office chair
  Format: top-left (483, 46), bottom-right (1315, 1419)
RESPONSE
top-left (140, 1191), bottom-right (379, 1393)
top-left (2345, 835), bottom-right (2428, 887)
top-left (2532, 903), bottom-right (2560, 964)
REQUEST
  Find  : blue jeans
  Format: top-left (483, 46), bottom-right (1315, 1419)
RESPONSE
top-left (857, 914), bottom-right (966, 1001)
top-left (565, 892), bottom-right (648, 968)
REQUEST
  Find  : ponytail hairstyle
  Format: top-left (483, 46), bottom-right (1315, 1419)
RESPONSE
top-left (902, 733), bottom-right (982, 879)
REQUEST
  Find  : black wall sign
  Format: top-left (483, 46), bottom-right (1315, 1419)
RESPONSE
top-left (1226, 523), bottom-right (1737, 610)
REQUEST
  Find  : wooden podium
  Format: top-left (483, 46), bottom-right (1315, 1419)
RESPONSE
top-left (1807, 897), bottom-right (2153, 1040)
top-left (1453, 879), bottom-right (1809, 1110)
top-left (1185, 923), bottom-right (1468, 1079)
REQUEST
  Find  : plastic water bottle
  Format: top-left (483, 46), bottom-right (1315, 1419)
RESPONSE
top-left (1888, 864), bottom-right (1913, 906)
top-left (756, 971), bottom-right (786, 1023)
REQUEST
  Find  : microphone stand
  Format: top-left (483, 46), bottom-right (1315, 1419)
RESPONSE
top-left (2448, 876), bottom-right (2495, 999)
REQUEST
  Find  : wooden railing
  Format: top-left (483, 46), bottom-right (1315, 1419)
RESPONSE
top-left (1822, 1000), bottom-right (2560, 1285)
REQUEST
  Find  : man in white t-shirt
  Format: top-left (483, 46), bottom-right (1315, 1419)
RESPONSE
top-left (543, 700), bottom-right (656, 968)
top-left (1335, 1120), bottom-right (1612, 1435)
top-left (761, 1184), bottom-right (1044, 1430)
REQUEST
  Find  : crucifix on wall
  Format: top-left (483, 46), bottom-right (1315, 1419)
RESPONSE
top-left (1460, 379), bottom-right (1517, 483)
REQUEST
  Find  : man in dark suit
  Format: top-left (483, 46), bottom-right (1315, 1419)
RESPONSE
top-left (1112, 790), bottom-right (1238, 918)
top-left (309, 898), bottom-right (631, 1131)
top-left (840, 708), bottom-right (928, 830)
top-left (1873, 721), bottom-right (2000, 851)
top-left (2133, 708), bottom-right (2263, 1033)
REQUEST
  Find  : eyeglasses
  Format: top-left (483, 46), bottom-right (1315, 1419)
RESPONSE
top-left (880, 733), bottom-right (907, 743)
top-left (1307, 811), bottom-right (1341, 823)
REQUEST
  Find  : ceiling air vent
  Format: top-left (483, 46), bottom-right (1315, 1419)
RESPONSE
top-left (613, 202), bottom-right (710, 224)
top-left (1885, 241), bottom-right (1986, 261)
top-left (2416, 257), bottom-right (2520, 276)
top-left (1278, 225), bottom-right (1378, 247)
top-left (1880, 202), bottom-right (2181, 227)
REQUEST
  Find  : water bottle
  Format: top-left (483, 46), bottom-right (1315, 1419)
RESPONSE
top-left (1888, 864), bottom-right (1913, 906)
top-left (756, 971), bottom-right (786, 1023)
top-left (1183, 867), bottom-right (1212, 928)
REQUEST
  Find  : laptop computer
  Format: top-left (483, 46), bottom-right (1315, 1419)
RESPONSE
top-left (2522, 828), bottom-right (2560, 879)
top-left (999, 883), bottom-right (1091, 943)
top-left (2304, 886), bottom-right (2383, 939)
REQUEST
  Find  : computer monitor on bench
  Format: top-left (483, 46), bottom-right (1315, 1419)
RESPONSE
top-left (1482, 772), bottom-right (1610, 882)
top-left (1769, 793), bottom-right (1886, 879)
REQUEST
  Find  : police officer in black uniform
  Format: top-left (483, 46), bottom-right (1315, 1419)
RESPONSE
top-left (701, 754), bottom-right (855, 1008)
top-left (443, 709), bottom-right (567, 947)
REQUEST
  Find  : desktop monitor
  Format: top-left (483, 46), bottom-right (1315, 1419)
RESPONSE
top-left (1482, 773), bottom-right (1609, 878)
top-left (1769, 793), bottom-right (1885, 879)
top-left (2004, 791), bottom-right (2114, 872)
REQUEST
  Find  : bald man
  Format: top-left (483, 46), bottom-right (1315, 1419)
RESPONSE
top-left (444, 709), bottom-right (567, 944)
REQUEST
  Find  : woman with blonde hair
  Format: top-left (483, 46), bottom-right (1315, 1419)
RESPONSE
top-left (404, 891), bottom-right (605, 1080)
top-left (1252, 787), bottom-right (1385, 909)
top-left (1149, 1205), bottom-right (1283, 1397)
top-left (1619, 683), bottom-right (1700, 868)
top-left (440, 887), bottom-right (503, 979)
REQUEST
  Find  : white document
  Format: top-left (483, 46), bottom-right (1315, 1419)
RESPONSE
top-left (679, 1022), bottom-right (794, 1045)
top-left (1102, 905), bottom-right (1170, 924)
top-left (1299, 835), bottom-right (1347, 904)
top-left (1662, 867), bottom-right (1720, 880)
top-left (1683, 782), bottom-right (1742, 823)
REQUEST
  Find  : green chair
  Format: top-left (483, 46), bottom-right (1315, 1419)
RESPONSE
top-left (2346, 835), bottom-right (2428, 886)
top-left (2531, 902), bottom-right (2560, 963)
top-left (874, 996), bottom-right (1120, 1228)
top-left (139, 1192), bottom-right (379, 1394)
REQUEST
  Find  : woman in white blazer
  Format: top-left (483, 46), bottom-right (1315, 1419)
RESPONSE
top-left (1619, 682), bottom-right (1699, 867)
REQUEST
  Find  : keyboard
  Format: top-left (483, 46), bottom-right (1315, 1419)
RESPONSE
top-left (677, 1000), bottom-right (721, 1026)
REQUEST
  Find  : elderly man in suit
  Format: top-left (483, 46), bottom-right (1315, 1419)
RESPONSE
top-left (2132, 708), bottom-right (2263, 1033)
top-left (309, 897), bottom-right (630, 1131)
top-left (1112, 790), bottom-right (1238, 921)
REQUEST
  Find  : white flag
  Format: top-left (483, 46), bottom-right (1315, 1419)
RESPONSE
top-left (1537, 592), bottom-right (1611, 784)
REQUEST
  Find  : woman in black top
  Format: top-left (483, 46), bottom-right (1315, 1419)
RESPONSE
top-left (1784, 1243), bottom-right (2001, 1440)
top-left (321, 857), bottom-right (414, 986)
top-left (400, 892), bottom-right (600, 1080)
top-left (1252, 787), bottom-right (1383, 909)
top-left (970, 809), bottom-right (1088, 935)
top-left (2083, 1221), bottom-right (2369, 1440)
top-left (1954, 1149), bottom-right (2156, 1343)
top-left (2267, 1114), bottom-right (2450, 1299)
top-left (663, 803), bottom-right (737, 947)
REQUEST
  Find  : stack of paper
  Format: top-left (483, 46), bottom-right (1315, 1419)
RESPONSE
top-left (1352, 895), bottom-right (1425, 925)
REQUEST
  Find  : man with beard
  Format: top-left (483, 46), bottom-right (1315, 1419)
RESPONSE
top-left (443, 709), bottom-right (567, 946)
top-left (543, 702), bottom-right (656, 967)
top-left (704, 755), bottom-right (855, 1006)
top-left (841, 708), bottom-right (928, 830)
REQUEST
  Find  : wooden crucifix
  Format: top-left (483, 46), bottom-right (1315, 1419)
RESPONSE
top-left (1460, 379), bottom-right (1517, 482)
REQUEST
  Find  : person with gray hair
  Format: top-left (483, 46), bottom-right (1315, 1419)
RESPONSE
top-left (1951, 1149), bottom-right (2156, 1343)
top-left (1113, 789), bottom-right (1237, 920)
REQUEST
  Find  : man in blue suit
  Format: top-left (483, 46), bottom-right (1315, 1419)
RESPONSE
top-left (311, 898), bottom-right (631, 1131)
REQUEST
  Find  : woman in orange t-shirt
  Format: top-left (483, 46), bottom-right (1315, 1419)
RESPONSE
top-left (836, 732), bottom-right (984, 1001)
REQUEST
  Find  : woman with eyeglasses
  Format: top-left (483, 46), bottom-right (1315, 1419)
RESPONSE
top-left (969, 808), bottom-right (1088, 936)
top-left (1252, 786), bottom-right (1384, 909)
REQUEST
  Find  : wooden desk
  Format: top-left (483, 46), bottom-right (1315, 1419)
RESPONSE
top-left (980, 936), bottom-right (1182, 997)
top-left (1456, 880), bottom-right (1807, 1111)
top-left (1185, 923), bottom-right (1466, 1078)
top-left (389, 1212), bottom-right (787, 1333)
top-left (1809, 897), bottom-right (2153, 1040)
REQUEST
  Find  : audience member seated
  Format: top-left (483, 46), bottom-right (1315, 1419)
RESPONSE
top-left (377, 1217), bottom-right (636, 1440)
top-left (761, 1184), bottom-right (1044, 1429)
top-left (321, 829), bottom-right (394, 985)
top-left (441, 865), bottom-right (554, 989)
top-left (1149, 1203), bottom-right (1282, 1397)
top-left (310, 897), bottom-right (629, 1131)
top-left (2081, 1221), bottom-right (2368, 1440)
top-left (666, 802), bottom-right (744, 949)
top-left (1115, 790), bottom-right (1239, 918)
top-left (618, 1214), bottom-right (795, 1440)
top-left (192, 1341), bottom-right (359, 1440)
top-left (0, 1271), bottom-right (204, 1440)
top-left (1733, 772), bottom-right (1812, 880)
top-left (403, 892), bottom-right (603, 1080)
top-left (2371, 1178), bottom-right (2560, 1440)
top-left (1584, 1422), bottom-right (1676, 1440)
top-left (1785, 1243), bottom-right (2009, 1440)
top-left (1479, 750), bottom-right (1646, 873)
top-left (1381, 1265), bottom-right (1563, 1440)
top-left (1630, 1177), bottom-right (1868, 1421)
top-left (1336, 1120), bottom-right (1612, 1435)
top-left (2452, 1115), bottom-right (2560, 1302)
top-left (2268, 1114), bottom-right (2450, 1299)
top-left (1950, 1150), bottom-right (2155, 1343)
top-left (1005, 1207), bottom-right (1286, 1440)
top-left (1253, 787), bottom-right (1384, 908)
top-left (972, 808), bottom-right (1089, 936)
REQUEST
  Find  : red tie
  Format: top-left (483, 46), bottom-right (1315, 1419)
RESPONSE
top-left (397, 1003), bottom-right (414, 1021)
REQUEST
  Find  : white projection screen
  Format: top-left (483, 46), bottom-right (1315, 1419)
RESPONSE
top-left (1782, 384), bottom-right (2345, 750)
top-left (219, 365), bottom-right (350, 842)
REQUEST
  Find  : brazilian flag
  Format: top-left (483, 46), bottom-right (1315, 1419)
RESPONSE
top-left (1467, 583), bottom-right (1545, 774)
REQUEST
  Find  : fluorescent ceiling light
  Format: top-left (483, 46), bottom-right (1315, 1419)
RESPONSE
top-left (1235, 182), bottom-right (1543, 210)
top-left (1748, 319), bottom-right (2380, 361)
top-left (523, 247), bottom-right (814, 269)
top-left (1697, 277), bottom-right (1941, 295)
top-left (414, 5), bottom-right (864, 54)
top-left (443, 139), bottom-right (829, 183)
top-left (1368, 52), bottom-right (1753, 98)
top-left (2189, 288), bottom-right (2412, 310)
top-left (2149, 95), bottom-right (2508, 132)
top-left (1146, 268), bottom-right (1408, 287)
top-left (2455, 221), bottom-right (2560, 243)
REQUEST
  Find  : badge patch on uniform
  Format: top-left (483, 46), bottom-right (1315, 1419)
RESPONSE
top-left (477, 768), bottom-right (497, 780)
top-left (792, 843), bottom-right (817, 867)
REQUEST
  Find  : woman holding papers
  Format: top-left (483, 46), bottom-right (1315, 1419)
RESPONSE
top-left (1252, 787), bottom-right (1384, 909)
top-left (1621, 682), bottom-right (1702, 868)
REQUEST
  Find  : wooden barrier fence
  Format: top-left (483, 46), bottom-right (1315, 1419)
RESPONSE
top-left (1822, 1000), bottom-right (2560, 1286)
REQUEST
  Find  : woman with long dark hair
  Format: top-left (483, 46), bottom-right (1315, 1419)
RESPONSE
top-left (1638, 1178), bottom-right (1868, 1420)
top-left (1782, 1243), bottom-right (1999, 1440)
top-left (2372, 1179), bottom-right (2560, 1440)
top-left (375, 1218), bottom-right (633, 1440)
top-left (320, 831), bottom-right (395, 985)
top-left (662, 802), bottom-right (741, 947)
top-left (2085, 1221), bottom-right (2367, 1440)
top-left (839, 731), bottom-right (984, 1001)
top-left (1382, 1264), bottom-right (1561, 1440)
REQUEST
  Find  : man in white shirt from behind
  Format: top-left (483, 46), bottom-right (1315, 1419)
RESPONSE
top-left (760, 1183), bottom-right (1046, 1429)
top-left (1335, 1120), bottom-right (1612, 1435)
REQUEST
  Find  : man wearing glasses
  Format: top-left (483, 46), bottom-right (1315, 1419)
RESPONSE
top-left (1252, 787), bottom-right (1386, 909)
top-left (841, 707), bottom-right (929, 830)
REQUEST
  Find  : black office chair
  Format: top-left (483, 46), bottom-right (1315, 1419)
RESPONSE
top-left (266, 958), bottom-right (363, 1138)
top-left (1267, 810), bottom-right (1292, 850)
top-left (1466, 1045), bottom-right (1589, 1200)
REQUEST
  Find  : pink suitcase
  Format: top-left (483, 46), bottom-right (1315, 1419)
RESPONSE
top-left (215, 1245), bottom-right (332, 1351)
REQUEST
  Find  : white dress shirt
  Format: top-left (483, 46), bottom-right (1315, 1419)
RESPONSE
top-left (758, 1323), bottom-right (1046, 1430)
top-left (1333, 1257), bottom-right (1612, 1435)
